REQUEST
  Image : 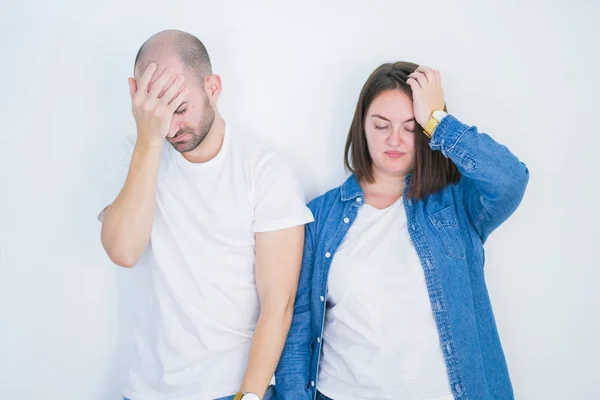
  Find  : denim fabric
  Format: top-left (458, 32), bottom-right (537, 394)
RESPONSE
top-left (275, 115), bottom-right (529, 400)
top-left (316, 391), bottom-right (333, 400)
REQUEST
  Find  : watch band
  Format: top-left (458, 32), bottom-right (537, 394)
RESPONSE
top-left (423, 110), bottom-right (448, 138)
top-left (234, 392), bottom-right (260, 400)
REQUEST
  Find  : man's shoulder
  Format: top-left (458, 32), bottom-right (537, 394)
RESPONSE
top-left (228, 128), bottom-right (294, 177)
top-left (229, 127), bottom-right (277, 160)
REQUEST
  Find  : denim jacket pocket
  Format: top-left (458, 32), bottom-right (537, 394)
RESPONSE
top-left (428, 205), bottom-right (467, 259)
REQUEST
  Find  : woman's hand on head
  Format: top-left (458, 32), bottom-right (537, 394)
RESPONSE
top-left (407, 66), bottom-right (446, 128)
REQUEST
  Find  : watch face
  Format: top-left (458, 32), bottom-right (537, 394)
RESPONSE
top-left (241, 394), bottom-right (261, 400)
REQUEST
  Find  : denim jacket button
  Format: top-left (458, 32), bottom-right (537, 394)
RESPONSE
top-left (317, 337), bottom-right (321, 343)
top-left (325, 252), bottom-right (331, 258)
top-left (356, 197), bottom-right (362, 203)
top-left (310, 381), bottom-right (315, 387)
top-left (320, 296), bottom-right (325, 302)
top-left (343, 217), bottom-right (349, 223)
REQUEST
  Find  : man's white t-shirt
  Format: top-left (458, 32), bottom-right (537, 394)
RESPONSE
top-left (318, 198), bottom-right (454, 400)
top-left (99, 125), bottom-right (314, 400)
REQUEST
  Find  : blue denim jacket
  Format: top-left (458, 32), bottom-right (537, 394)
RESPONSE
top-left (275, 115), bottom-right (529, 400)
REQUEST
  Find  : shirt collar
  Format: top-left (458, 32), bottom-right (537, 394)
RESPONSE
top-left (340, 174), bottom-right (412, 202)
top-left (340, 175), bottom-right (364, 201)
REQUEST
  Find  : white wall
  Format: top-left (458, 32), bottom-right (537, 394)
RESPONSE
top-left (1, 0), bottom-right (598, 399)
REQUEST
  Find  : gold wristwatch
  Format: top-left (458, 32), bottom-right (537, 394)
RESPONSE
top-left (423, 110), bottom-right (448, 138)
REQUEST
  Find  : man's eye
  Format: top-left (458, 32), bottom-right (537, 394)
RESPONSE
top-left (174, 109), bottom-right (187, 115)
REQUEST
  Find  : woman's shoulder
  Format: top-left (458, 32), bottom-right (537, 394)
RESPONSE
top-left (307, 185), bottom-right (342, 216)
top-left (307, 175), bottom-right (363, 223)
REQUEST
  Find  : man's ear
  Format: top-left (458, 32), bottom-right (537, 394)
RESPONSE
top-left (204, 74), bottom-right (222, 104)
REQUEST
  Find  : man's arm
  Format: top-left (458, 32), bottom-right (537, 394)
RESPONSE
top-left (100, 138), bottom-right (162, 267)
top-left (100, 63), bottom-right (188, 267)
top-left (275, 221), bottom-right (315, 400)
top-left (239, 225), bottom-right (305, 398)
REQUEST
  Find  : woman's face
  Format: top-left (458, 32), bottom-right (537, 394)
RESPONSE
top-left (364, 89), bottom-right (417, 180)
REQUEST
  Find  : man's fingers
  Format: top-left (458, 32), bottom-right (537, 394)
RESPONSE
top-left (137, 63), bottom-right (157, 94)
top-left (168, 87), bottom-right (189, 112)
top-left (160, 76), bottom-right (186, 105)
top-left (148, 67), bottom-right (175, 99)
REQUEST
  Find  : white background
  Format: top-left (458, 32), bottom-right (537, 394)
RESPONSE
top-left (1, 0), bottom-right (598, 399)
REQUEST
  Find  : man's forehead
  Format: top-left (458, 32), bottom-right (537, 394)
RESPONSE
top-left (135, 53), bottom-right (185, 79)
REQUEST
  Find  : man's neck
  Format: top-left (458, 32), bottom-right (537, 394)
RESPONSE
top-left (182, 115), bottom-right (226, 164)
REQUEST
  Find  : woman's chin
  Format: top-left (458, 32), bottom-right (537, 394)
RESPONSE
top-left (380, 161), bottom-right (412, 175)
top-left (374, 166), bottom-right (411, 179)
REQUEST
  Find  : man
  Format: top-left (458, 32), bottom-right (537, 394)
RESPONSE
top-left (99, 29), bottom-right (313, 400)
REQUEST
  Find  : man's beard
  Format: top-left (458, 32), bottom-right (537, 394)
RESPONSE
top-left (170, 99), bottom-right (215, 153)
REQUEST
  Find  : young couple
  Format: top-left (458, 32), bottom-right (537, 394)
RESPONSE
top-left (99, 29), bottom-right (529, 400)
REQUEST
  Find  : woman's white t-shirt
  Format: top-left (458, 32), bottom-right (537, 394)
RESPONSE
top-left (318, 198), bottom-right (454, 400)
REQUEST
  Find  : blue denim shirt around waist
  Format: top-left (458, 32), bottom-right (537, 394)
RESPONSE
top-left (275, 115), bottom-right (529, 400)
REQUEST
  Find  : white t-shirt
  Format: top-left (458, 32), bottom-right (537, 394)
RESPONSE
top-left (98, 125), bottom-right (314, 400)
top-left (318, 199), bottom-right (454, 400)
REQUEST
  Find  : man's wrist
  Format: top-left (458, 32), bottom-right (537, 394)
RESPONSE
top-left (234, 392), bottom-right (261, 400)
top-left (136, 134), bottom-right (163, 147)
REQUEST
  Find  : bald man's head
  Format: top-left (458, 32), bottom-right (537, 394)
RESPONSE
top-left (134, 29), bottom-right (212, 83)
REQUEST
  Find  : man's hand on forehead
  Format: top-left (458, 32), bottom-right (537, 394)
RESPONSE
top-left (136, 62), bottom-right (183, 97)
top-left (128, 62), bottom-right (188, 140)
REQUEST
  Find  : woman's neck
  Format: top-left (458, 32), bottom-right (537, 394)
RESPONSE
top-left (360, 170), bottom-right (406, 209)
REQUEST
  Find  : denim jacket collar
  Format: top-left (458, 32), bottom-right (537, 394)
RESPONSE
top-left (339, 175), bottom-right (363, 202)
top-left (340, 174), bottom-right (413, 202)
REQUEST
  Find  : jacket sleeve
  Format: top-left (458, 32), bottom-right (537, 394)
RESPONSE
top-left (429, 115), bottom-right (530, 243)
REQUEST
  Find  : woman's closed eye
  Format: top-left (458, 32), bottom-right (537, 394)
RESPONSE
top-left (404, 119), bottom-right (417, 132)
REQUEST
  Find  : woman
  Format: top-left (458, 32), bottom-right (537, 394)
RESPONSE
top-left (275, 62), bottom-right (529, 400)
